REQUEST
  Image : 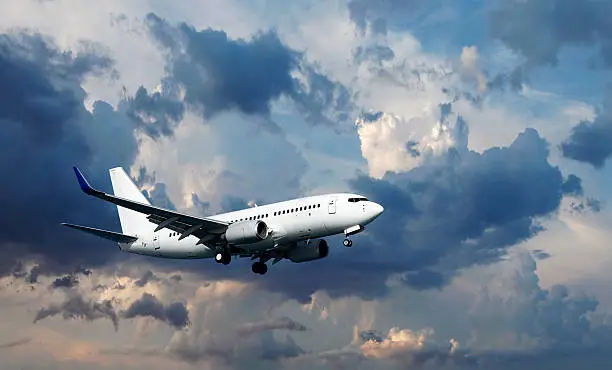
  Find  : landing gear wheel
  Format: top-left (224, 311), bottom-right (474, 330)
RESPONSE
top-left (252, 261), bottom-right (268, 275)
top-left (215, 251), bottom-right (231, 265)
top-left (343, 238), bottom-right (353, 247)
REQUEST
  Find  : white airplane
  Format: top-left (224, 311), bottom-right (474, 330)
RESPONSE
top-left (63, 167), bottom-right (384, 275)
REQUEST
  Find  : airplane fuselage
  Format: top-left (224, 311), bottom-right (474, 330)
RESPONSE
top-left (121, 193), bottom-right (383, 259)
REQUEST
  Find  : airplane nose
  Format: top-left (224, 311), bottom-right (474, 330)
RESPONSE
top-left (373, 203), bottom-right (384, 217)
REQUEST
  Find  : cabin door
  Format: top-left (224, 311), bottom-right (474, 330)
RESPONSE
top-left (328, 196), bottom-right (337, 214)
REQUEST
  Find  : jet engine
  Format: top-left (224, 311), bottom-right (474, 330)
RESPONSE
top-left (225, 220), bottom-right (268, 245)
top-left (286, 239), bottom-right (329, 263)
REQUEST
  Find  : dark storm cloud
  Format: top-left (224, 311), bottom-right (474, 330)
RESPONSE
top-left (0, 31), bottom-right (140, 276)
top-left (488, 0), bottom-right (612, 90)
top-left (490, 0), bottom-right (612, 69)
top-left (489, 1), bottom-right (612, 168)
top-left (561, 174), bottom-right (584, 196)
top-left (146, 13), bottom-right (297, 118)
top-left (143, 13), bottom-right (354, 130)
top-left (255, 124), bottom-right (575, 301)
top-left (125, 83), bottom-right (185, 139)
top-left (121, 293), bottom-right (190, 329)
top-left (33, 291), bottom-right (119, 330)
top-left (560, 92), bottom-right (612, 168)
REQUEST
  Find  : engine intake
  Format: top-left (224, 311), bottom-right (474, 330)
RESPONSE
top-left (225, 220), bottom-right (268, 245)
top-left (286, 239), bottom-right (329, 263)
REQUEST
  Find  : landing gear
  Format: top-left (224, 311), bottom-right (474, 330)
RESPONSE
top-left (252, 261), bottom-right (268, 275)
top-left (215, 250), bottom-right (231, 265)
top-left (343, 238), bottom-right (353, 247)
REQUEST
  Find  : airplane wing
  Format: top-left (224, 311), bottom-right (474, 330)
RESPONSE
top-left (72, 167), bottom-right (229, 244)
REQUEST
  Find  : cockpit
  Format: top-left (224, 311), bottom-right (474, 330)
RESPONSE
top-left (347, 197), bottom-right (368, 203)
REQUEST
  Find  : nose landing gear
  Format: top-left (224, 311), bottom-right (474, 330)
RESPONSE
top-left (343, 238), bottom-right (353, 247)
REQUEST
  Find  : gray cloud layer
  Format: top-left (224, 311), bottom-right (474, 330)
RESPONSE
top-left (0, 31), bottom-right (138, 275)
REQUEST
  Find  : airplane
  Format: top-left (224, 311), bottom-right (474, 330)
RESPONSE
top-left (62, 166), bottom-right (384, 275)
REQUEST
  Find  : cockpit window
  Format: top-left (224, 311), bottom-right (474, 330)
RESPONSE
top-left (348, 197), bottom-right (368, 203)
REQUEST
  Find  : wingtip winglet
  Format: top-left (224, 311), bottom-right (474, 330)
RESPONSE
top-left (73, 166), bottom-right (96, 195)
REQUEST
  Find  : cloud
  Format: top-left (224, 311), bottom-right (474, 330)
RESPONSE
top-left (467, 250), bottom-right (601, 350)
top-left (354, 127), bottom-right (567, 288)
top-left (144, 13), bottom-right (354, 131)
top-left (125, 84), bottom-right (185, 139)
top-left (0, 30), bottom-right (140, 275)
top-left (249, 120), bottom-right (580, 302)
top-left (133, 270), bottom-right (161, 288)
top-left (51, 274), bottom-right (80, 289)
top-left (33, 291), bottom-right (119, 331)
top-left (460, 46), bottom-right (488, 93)
top-left (237, 316), bottom-right (308, 335)
top-left (347, 0), bottom-right (426, 35)
top-left (355, 103), bottom-right (468, 178)
top-left (489, 0), bottom-right (612, 69)
top-left (560, 91), bottom-right (612, 168)
top-left (121, 293), bottom-right (190, 330)
top-left (0, 338), bottom-right (31, 350)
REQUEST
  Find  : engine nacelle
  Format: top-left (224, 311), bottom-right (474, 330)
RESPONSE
top-left (286, 239), bottom-right (329, 263)
top-left (225, 220), bottom-right (268, 245)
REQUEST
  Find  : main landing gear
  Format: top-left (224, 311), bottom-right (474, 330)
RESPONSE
top-left (215, 250), bottom-right (231, 265)
top-left (343, 238), bottom-right (353, 247)
top-left (252, 261), bottom-right (268, 275)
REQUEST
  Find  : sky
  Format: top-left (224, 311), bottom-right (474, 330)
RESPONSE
top-left (1, 0), bottom-right (612, 369)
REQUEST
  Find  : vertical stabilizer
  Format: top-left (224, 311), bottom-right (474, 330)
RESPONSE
top-left (108, 167), bottom-right (153, 236)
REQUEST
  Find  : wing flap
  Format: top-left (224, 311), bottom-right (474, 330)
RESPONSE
top-left (62, 223), bottom-right (138, 244)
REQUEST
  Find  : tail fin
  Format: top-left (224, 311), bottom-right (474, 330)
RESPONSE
top-left (108, 167), bottom-right (154, 236)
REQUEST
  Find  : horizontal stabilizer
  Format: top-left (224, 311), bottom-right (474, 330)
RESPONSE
top-left (61, 223), bottom-right (138, 244)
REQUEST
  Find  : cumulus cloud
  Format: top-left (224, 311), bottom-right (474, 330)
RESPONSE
top-left (251, 123), bottom-right (581, 302)
top-left (460, 46), bottom-right (488, 93)
top-left (355, 103), bottom-right (468, 178)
